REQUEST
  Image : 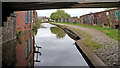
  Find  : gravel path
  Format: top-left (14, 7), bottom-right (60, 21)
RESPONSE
top-left (58, 24), bottom-right (119, 66)
top-left (65, 25), bottom-right (109, 38)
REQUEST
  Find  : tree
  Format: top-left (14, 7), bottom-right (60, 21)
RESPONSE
top-left (50, 9), bottom-right (71, 20)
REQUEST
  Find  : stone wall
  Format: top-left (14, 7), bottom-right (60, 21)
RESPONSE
top-left (2, 12), bottom-right (16, 43)
top-left (2, 39), bottom-right (16, 67)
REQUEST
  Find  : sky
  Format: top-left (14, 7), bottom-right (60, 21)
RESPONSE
top-left (36, 8), bottom-right (108, 18)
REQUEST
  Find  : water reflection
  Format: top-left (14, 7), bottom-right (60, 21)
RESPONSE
top-left (50, 27), bottom-right (66, 39)
top-left (2, 23), bottom-right (88, 67)
top-left (2, 31), bottom-right (35, 67)
top-left (34, 43), bottom-right (41, 63)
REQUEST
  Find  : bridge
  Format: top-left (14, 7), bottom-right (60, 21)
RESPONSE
top-left (1, 0), bottom-right (120, 24)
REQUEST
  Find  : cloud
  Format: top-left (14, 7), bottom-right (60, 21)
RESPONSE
top-left (36, 8), bottom-right (106, 17)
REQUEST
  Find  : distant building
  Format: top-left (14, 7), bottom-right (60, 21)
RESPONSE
top-left (68, 17), bottom-right (73, 23)
top-left (38, 16), bottom-right (49, 23)
top-left (58, 17), bottom-right (79, 23)
top-left (38, 17), bottom-right (44, 22)
top-left (71, 17), bottom-right (79, 23)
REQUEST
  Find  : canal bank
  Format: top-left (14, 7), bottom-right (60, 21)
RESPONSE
top-left (51, 23), bottom-right (107, 67)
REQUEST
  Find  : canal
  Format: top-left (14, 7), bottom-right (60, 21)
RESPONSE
top-left (2, 23), bottom-right (89, 67)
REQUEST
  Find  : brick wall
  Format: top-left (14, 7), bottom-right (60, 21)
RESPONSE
top-left (80, 8), bottom-right (119, 28)
top-left (16, 11), bottom-right (33, 33)
top-left (2, 31), bottom-right (34, 67)
top-left (16, 31), bottom-right (34, 66)
top-left (72, 17), bottom-right (79, 23)
top-left (108, 9), bottom-right (119, 28)
top-left (58, 17), bottom-right (79, 23)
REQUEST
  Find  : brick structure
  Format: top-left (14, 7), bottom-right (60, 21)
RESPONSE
top-left (108, 9), bottom-right (119, 28)
top-left (38, 16), bottom-right (49, 23)
top-left (16, 31), bottom-right (34, 66)
top-left (80, 8), bottom-right (119, 28)
top-left (65, 17), bottom-right (79, 23)
top-left (71, 17), bottom-right (79, 23)
top-left (2, 10), bottom-right (38, 43)
top-left (58, 17), bottom-right (79, 23)
top-left (58, 19), bottom-right (61, 22)
top-left (2, 31), bottom-right (34, 67)
top-left (38, 17), bottom-right (44, 22)
top-left (60, 18), bottom-right (64, 22)
top-left (68, 17), bottom-right (73, 23)
top-left (16, 11), bottom-right (33, 33)
top-left (2, 12), bottom-right (16, 43)
top-left (16, 10), bottom-right (38, 33)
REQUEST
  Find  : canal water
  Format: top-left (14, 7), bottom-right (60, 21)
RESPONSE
top-left (34, 23), bottom-right (88, 66)
top-left (2, 23), bottom-right (89, 67)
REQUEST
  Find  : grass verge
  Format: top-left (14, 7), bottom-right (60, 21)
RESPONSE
top-left (58, 22), bottom-right (118, 40)
top-left (65, 26), bottom-right (103, 49)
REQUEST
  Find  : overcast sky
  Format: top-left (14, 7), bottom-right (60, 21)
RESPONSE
top-left (36, 8), bottom-right (108, 18)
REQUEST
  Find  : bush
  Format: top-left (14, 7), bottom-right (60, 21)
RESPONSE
top-left (33, 25), bottom-right (38, 30)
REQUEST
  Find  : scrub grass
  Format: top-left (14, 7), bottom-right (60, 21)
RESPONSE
top-left (65, 26), bottom-right (103, 49)
top-left (58, 22), bottom-right (118, 40)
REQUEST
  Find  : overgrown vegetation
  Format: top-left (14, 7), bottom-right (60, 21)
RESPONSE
top-left (16, 30), bottom-right (22, 39)
top-left (33, 25), bottom-right (38, 29)
top-left (16, 30), bottom-right (22, 36)
top-left (38, 21), bottom-right (41, 28)
top-left (58, 22), bottom-right (118, 40)
top-left (33, 20), bottom-right (41, 30)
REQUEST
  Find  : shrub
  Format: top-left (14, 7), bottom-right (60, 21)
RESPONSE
top-left (33, 25), bottom-right (38, 30)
